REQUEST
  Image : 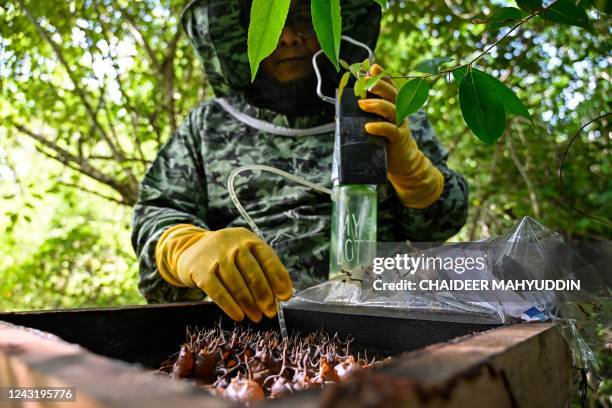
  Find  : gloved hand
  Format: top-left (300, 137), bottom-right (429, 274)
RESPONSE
top-left (357, 64), bottom-right (445, 209)
top-left (155, 224), bottom-right (293, 322)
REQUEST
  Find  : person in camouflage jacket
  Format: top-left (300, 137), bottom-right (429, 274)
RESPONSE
top-left (131, 0), bottom-right (469, 315)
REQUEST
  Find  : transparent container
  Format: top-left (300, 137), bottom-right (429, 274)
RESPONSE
top-left (329, 184), bottom-right (377, 278)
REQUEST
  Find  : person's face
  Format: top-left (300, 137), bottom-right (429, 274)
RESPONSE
top-left (261, 0), bottom-right (321, 83)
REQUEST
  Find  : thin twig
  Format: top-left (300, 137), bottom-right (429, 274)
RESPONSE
top-left (18, 1), bottom-right (127, 163)
top-left (58, 181), bottom-right (127, 205)
top-left (507, 128), bottom-right (541, 218)
top-left (385, 1), bottom-right (559, 80)
top-left (14, 123), bottom-right (137, 204)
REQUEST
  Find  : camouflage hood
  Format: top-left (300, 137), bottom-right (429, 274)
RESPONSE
top-left (181, 0), bottom-right (381, 115)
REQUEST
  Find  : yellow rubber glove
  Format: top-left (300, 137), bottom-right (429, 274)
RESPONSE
top-left (357, 64), bottom-right (445, 209)
top-left (155, 224), bottom-right (293, 322)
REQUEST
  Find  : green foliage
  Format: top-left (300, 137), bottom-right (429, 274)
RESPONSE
top-left (542, 0), bottom-right (592, 29)
top-left (376, 0), bottom-right (609, 239)
top-left (487, 7), bottom-right (524, 31)
top-left (373, 0), bottom-right (388, 10)
top-left (0, 148), bottom-right (143, 311)
top-left (244, 0), bottom-right (598, 145)
top-left (592, 0), bottom-right (611, 13)
top-left (515, 0), bottom-right (542, 12)
top-left (452, 65), bottom-right (468, 83)
top-left (311, 0), bottom-right (342, 70)
top-left (337, 71), bottom-right (351, 102)
top-left (0, 0), bottom-right (609, 316)
top-left (396, 78), bottom-right (430, 125)
top-left (484, 73), bottom-right (532, 122)
top-left (413, 56), bottom-right (454, 74)
top-left (459, 69), bottom-right (506, 144)
top-left (1, 1), bottom-right (608, 401)
top-left (353, 72), bottom-right (367, 98)
top-left (454, 67), bottom-right (531, 122)
top-left (0, 0), bottom-right (204, 206)
top-left (248, 0), bottom-right (292, 81)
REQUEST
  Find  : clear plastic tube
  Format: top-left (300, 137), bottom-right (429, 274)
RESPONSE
top-left (227, 164), bottom-right (332, 341)
top-left (329, 185), bottom-right (377, 278)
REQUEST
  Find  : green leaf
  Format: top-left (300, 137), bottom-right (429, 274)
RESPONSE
top-left (247, 0), bottom-right (291, 81)
top-left (337, 71), bottom-right (351, 103)
top-left (592, 0), bottom-right (611, 14)
top-left (515, 0), bottom-right (541, 12)
top-left (349, 62), bottom-right (361, 78)
top-left (488, 7), bottom-right (523, 31)
top-left (452, 65), bottom-right (468, 84)
top-left (541, 0), bottom-right (591, 29)
top-left (457, 67), bottom-right (531, 122)
top-left (414, 57), bottom-right (454, 74)
top-left (354, 76), bottom-right (367, 98)
top-left (481, 73), bottom-right (532, 122)
top-left (361, 57), bottom-right (371, 72)
top-left (365, 73), bottom-right (384, 91)
top-left (396, 78), bottom-right (430, 125)
top-left (312, 0), bottom-right (342, 70)
top-left (373, 0), bottom-right (388, 9)
top-left (459, 69), bottom-right (506, 144)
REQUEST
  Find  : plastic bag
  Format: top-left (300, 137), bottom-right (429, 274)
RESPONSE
top-left (287, 216), bottom-right (609, 369)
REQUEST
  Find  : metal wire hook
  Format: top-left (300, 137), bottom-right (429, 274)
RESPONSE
top-left (313, 35), bottom-right (375, 105)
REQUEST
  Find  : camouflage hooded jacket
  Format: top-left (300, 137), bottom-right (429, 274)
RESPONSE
top-left (131, 0), bottom-right (469, 303)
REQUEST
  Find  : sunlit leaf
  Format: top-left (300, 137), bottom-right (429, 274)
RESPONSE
top-left (349, 62), bottom-right (361, 78)
top-left (247, 0), bottom-right (291, 81)
top-left (362, 57), bottom-right (371, 72)
top-left (337, 71), bottom-right (351, 103)
top-left (354, 76), bottom-right (367, 98)
top-left (396, 78), bottom-right (430, 125)
top-left (365, 72), bottom-right (384, 91)
top-left (312, 0), bottom-right (342, 70)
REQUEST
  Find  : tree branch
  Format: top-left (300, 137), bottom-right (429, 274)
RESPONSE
top-left (18, 1), bottom-right (127, 164)
top-left (88, 154), bottom-right (150, 164)
top-left (120, 8), bottom-right (162, 73)
top-left (160, 26), bottom-right (182, 133)
top-left (14, 124), bottom-right (137, 205)
top-left (57, 181), bottom-right (126, 205)
top-left (387, 1), bottom-right (559, 81)
top-left (95, 8), bottom-right (149, 172)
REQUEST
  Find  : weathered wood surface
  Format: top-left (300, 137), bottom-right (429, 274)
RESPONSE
top-left (0, 321), bottom-right (570, 408)
top-left (0, 323), bottom-right (233, 408)
top-left (304, 323), bottom-right (572, 408)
